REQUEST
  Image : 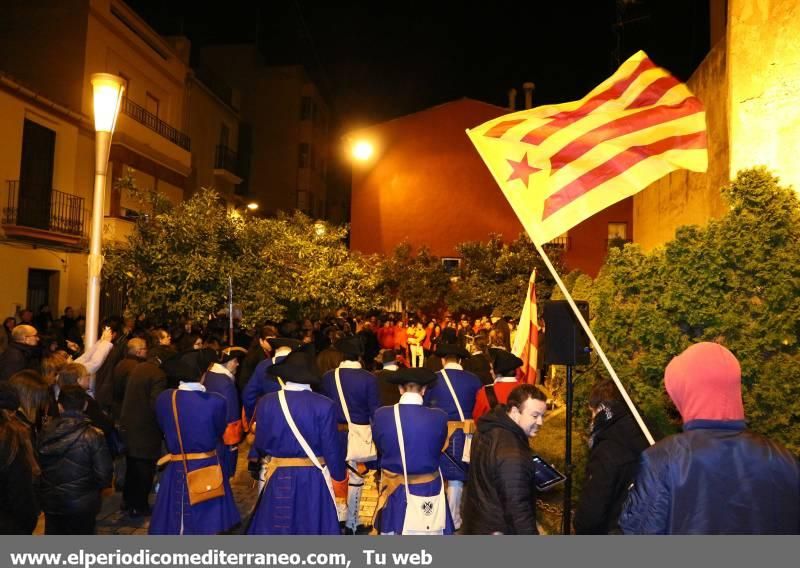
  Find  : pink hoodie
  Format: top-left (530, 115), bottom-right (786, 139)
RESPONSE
top-left (664, 342), bottom-right (745, 423)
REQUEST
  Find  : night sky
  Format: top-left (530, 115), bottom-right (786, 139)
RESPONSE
top-left (126, 0), bottom-right (710, 134)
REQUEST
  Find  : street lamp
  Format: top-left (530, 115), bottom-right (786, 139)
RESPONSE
top-left (246, 202), bottom-right (259, 211)
top-left (85, 73), bottom-right (124, 351)
top-left (351, 140), bottom-right (374, 162)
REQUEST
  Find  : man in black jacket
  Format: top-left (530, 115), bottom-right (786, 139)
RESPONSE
top-left (0, 325), bottom-right (41, 382)
top-left (119, 354), bottom-right (167, 516)
top-left (38, 385), bottom-right (113, 534)
top-left (462, 384), bottom-right (548, 534)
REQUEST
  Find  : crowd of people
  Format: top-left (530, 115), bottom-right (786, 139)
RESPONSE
top-left (0, 305), bottom-right (797, 536)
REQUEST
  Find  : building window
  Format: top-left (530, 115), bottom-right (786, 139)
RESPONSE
top-left (441, 258), bottom-right (462, 273)
top-left (607, 222), bottom-right (629, 249)
top-left (300, 96), bottom-right (314, 121)
top-left (145, 92), bottom-right (160, 118)
top-left (298, 143), bottom-right (310, 168)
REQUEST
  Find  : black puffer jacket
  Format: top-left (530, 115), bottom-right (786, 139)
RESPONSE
top-left (574, 405), bottom-right (648, 534)
top-left (37, 411), bottom-right (112, 516)
top-left (463, 407), bottom-right (538, 534)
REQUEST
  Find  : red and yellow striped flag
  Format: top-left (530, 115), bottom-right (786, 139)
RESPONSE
top-left (467, 51), bottom-right (707, 245)
top-left (512, 270), bottom-right (539, 384)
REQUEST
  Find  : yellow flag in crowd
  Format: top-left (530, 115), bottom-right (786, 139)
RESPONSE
top-left (467, 50), bottom-right (707, 245)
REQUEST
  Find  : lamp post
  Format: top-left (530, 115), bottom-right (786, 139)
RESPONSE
top-left (85, 73), bottom-right (125, 350)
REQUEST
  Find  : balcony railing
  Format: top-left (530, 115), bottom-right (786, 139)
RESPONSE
top-left (607, 237), bottom-right (632, 249)
top-left (545, 236), bottom-right (571, 250)
top-left (2, 180), bottom-right (87, 237)
top-left (121, 97), bottom-right (191, 151)
top-left (214, 144), bottom-right (240, 176)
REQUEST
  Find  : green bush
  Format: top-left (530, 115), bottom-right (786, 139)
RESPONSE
top-left (572, 168), bottom-right (800, 453)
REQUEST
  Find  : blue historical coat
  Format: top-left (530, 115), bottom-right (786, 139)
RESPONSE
top-left (203, 364), bottom-right (243, 478)
top-left (319, 363), bottom-right (380, 465)
top-left (149, 385), bottom-right (241, 535)
top-left (423, 365), bottom-right (482, 481)
top-left (241, 353), bottom-right (288, 422)
top-left (247, 384), bottom-right (346, 535)
top-left (372, 396), bottom-right (454, 535)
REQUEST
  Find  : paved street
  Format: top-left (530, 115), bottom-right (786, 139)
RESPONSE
top-left (33, 440), bottom-right (379, 535)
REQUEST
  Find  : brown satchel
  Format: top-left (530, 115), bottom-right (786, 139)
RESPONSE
top-left (171, 390), bottom-right (225, 506)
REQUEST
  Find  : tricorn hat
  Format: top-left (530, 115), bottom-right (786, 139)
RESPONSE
top-left (384, 367), bottom-right (437, 386)
top-left (377, 349), bottom-right (397, 365)
top-left (491, 348), bottom-right (523, 376)
top-left (220, 346), bottom-right (247, 364)
top-left (334, 335), bottom-right (364, 357)
top-left (434, 342), bottom-right (470, 359)
top-left (267, 349), bottom-right (320, 385)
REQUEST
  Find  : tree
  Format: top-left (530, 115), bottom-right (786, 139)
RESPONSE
top-left (569, 168), bottom-right (800, 452)
top-left (446, 233), bottom-right (565, 317)
top-left (375, 242), bottom-right (451, 314)
top-left (103, 180), bottom-right (382, 325)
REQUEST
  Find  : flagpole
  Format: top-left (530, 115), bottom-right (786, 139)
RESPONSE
top-left (533, 241), bottom-right (655, 446)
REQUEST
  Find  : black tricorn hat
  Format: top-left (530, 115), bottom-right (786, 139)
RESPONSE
top-left (334, 335), bottom-right (364, 357)
top-left (267, 349), bottom-right (320, 385)
top-left (434, 342), bottom-right (470, 359)
top-left (220, 346), bottom-right (247, 364)
top-left (377, 349), bottom-right (397, 365)
top-left (267, 337), bottom-right (302, 350)
top-left (384, 367), bottom-right (437, 386)
top-left (490, 348), bottom-right (523, 376)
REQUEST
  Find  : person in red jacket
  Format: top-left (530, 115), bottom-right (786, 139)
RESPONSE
top-left (473, 349), bottom-right (523, 420)
top-left (376, 320), bottom-right (395, 351)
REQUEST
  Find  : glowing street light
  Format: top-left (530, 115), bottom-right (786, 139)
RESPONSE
top-left (247, 202), bottom-right (259, 211)
top-left (352, 140), bottom-right (374, 161)
top-left (85, 73), bottom-right (125, 353)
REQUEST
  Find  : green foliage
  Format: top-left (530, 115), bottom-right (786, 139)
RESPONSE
top-left (446, 233), bottom-right (565, 317)
top-left (573, 168), bottom-right (800, 452)
top-left (375, 242), bottom-right (451, 313)
top-left (104, 183), bottom-right (381, 325)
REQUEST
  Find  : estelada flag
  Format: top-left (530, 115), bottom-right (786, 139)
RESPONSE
top-left (467, 51), bottom-right (707, 245)
top-left (512, 270), bottom-right (538, 384)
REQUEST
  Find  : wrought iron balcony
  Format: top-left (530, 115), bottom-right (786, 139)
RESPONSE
top-left (214, 144), bottom-right (239, 175)
top-left (121, 97), bottom-right (191, 151)
top-left (2, 180), bottom-right (87, 242)
top-left (545, 236), bottom-right (571, 250)
top-left (607, 237), bottom-right (632, 249)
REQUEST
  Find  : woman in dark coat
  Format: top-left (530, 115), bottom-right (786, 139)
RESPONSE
top-left (0, 383), bottom-right (40, 534)
top-left (574, 380), bottom-right (649, 534)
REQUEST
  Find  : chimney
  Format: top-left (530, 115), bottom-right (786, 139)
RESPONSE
top-left (522, 82), bottom-right (535, 109)
top-left (508, 88), bottom-right (518, 111)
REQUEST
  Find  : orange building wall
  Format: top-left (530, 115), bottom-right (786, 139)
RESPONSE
top-left (349, 98), bottom-right (632, 277)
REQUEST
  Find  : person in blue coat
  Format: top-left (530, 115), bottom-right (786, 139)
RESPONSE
top-left (149, 361), bottom-right (241, 535)
top-left (241, 337), bottom-right (301, 423)
top-left (242, 337), bottom-right (301, 492)
top-left (372, 367), bottom-right (453, 535)
top-left (319, 335), bottom-right (380, 534)
top-left (203, 346), bottom-right (246, 479)
top-left (247, 349), bottom-right (346, 535)
top-left (423, 343), bottom-right (482, 530)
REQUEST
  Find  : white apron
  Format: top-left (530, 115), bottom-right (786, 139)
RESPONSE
top-left (335, 368), bottom-right (377, 462)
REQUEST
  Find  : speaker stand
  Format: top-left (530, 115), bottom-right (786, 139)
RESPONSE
top-left (561, 364), bottom-right (574, 535)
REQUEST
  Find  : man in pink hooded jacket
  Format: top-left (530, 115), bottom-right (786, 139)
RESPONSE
top-left (620, 342), bottom-right (799, 534)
